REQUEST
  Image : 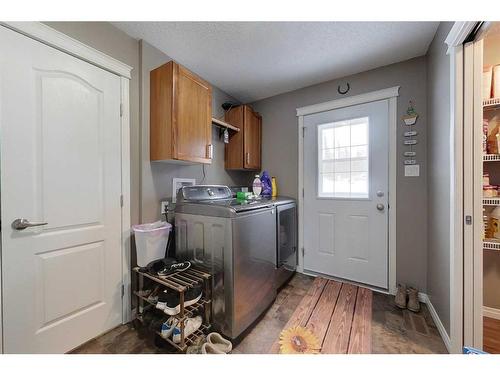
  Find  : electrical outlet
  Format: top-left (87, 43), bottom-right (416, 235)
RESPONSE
top-left (160, 201), bottom-right (169, 217)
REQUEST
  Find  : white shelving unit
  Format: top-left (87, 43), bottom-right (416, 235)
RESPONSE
top-left (483, 197), bottom-right (500, 206)
top-left (483, 97), bottom-right (500, 254)
top-left (483, 97), bottom-right (500, 111)
top-left (483, 154), bottom-right (500, 162)
top-left (484, 240), bottom-right (500, 251)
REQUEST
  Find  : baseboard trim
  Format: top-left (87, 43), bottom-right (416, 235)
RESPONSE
top-left (420, 293), bottom-right (451, 353)
top-left (483, 306), bottom-right (500, 320)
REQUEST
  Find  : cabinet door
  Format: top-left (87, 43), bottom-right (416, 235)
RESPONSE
top-left (175, 64), bottom-right (212, 163)
top-left (244, 106), bottom-right (262, 170)
top-left (224, 106), bottom-right (244, 169)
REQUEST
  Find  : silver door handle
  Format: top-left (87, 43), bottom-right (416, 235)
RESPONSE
top-left (12, 218), bottom-right (48, 230)
top-left (376, 204), bottom-right (385, 211)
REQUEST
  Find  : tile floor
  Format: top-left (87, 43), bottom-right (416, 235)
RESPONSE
top-left (71, 273), bottom-right (447, 354)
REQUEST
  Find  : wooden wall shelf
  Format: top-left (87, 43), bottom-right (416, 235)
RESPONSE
top-left (212, 117), bottom-right (240, 132)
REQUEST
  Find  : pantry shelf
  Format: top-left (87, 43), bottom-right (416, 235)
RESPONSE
top-left (484, 240), bottom-right (500, 251)
top-left (483, 97), bottom-right (500, 111)
top-left (483, 154), bottom-right (500, 162)
top-left (483, 198), bottom-right (500, 206)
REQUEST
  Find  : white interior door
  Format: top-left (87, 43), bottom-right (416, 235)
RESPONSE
top-left (0, 27), bottom-right (123, 353)
top-left (303, 99), bottom-right (389, 288)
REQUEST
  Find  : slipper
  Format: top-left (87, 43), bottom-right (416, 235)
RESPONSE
top-left (206, 332), bottom-right (232, 353)
top-left (201, 342), bottom-right (226, 354)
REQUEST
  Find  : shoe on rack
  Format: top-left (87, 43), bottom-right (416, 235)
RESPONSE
top-left (186, 336), bottom-right (206, 354)
top-left (157, 261), bottom-right (191, 277)
top-left (146, 286), bottom-right (160, 304)
top-left (407, 287), bottom-right (421, 313)
top-left (148, 313), bottom-right (166, 333)
top-left (206, 332), bottom-right (232, 353)
top-left (201, 342), bottom-right (226, 354)
top-left (172, 316), bottom-right (203, 344)
top-left (145, 257), bottom-right (177, 276)
top-left (160, 316), bottom-right (180, 339)
top-left (159, 283), bottom-right (203, 316)
top-left (395, 283), bottom-right (407, 309)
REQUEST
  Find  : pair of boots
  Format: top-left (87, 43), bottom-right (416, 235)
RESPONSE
top-left (395, 284), bottom-right (420, 312)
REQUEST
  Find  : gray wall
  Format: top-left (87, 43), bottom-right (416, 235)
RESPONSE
top-left (44, 23), bottom-right (254, 225)
top-left (251, 57), bottom-right (429, 292)
top-left (45, 22), bottom-right (142, 226)
top-left (139, 41), bottom-right (253, 222)
top-left (426, 22), bottom-right (453, 334)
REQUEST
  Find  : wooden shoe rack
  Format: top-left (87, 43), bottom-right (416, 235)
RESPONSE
top-left (133, 266), bottom-right (212, 352)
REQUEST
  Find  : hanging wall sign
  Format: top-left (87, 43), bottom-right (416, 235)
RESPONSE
top-left (404, 130), bottom-right (418, 137)
top-left (402, 100), bottom-right (419, 177)
top-left (402, 100), bottom-right (419, 125)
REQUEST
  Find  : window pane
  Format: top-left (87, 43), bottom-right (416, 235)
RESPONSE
top-left (321, 127), bottom-right (335, 149)
top-left (317, 116), bottom-right (370, 199)
top-left (334, 125), bottom-right (350, 147)
top-left (351, 158), bottom-right (368, 172)
top-left (351, 122), bottom-right (368, 146)
top-left (334, 173), bottom-right (350, 195)
top-left (322, 174), bottom-right (334, 193)
top-left (334, 147), bottom-right (350, 159)
top-left (333, 160), bottom-right (350, 173)
top-left (322, 148), bottom-right (334, 160)
top-left (321, 161), bottom-right (334, 173)
top-left (351, 145), bottom-right (368, 158)
top-left (351, 172), bottom-right (368, 196)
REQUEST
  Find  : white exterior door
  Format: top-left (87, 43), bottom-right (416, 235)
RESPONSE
top-left (0, 27), bottom-right (123, 353)
top-left (303, 99), bottom-right (389, 288)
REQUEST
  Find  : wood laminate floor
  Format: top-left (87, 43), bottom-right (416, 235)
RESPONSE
top-left (484, 317), bottom-right (500, 353)
top-left (72, 273), bottom-right (447, 354)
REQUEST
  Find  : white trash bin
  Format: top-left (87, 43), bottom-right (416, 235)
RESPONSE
top-left (132, 221), bottom-right (172, 267)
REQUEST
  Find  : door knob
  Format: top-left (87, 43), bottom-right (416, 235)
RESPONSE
top-left (376, 204), bottom-right (385, 211)
top-left (12, 218), bottom-right (48, 230)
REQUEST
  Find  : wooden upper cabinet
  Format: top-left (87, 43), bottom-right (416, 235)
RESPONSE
top-left (150, 61), bottom-right (212, 163)
top-left (225, 105), bottom-right (262, 170)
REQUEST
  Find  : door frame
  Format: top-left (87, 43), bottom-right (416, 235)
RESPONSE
top-left (445, 21), bottom-right (482, 354)
top-left (0, 22), bottom-right (133, 353)
top-left (296, 86), bottom-right (399, 294)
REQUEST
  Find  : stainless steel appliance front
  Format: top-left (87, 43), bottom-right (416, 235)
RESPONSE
top-left (175, 186), bottom-right (277, 339)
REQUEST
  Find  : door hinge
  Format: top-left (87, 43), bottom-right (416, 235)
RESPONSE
top-left (120, 103), bottom-right (123, 118)
top-left (302, 188), bottom-right (304, 198)
top-left (121, 284), bottom-right (125, 298)
top-left (301, 247), bottom-right (305, 256)
top-left (302, 127), bottom-right (306, 137)
top-left (465, 215), bottom-right (473, 225)
top-left (120, 195), bottom-right (124, 207)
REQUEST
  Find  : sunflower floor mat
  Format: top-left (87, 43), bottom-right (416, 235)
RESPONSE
top-left (270, 278), bottom-right (372, 354)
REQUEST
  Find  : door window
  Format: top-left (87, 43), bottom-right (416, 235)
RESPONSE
top-left (317, 117), bottom-right (369, 198)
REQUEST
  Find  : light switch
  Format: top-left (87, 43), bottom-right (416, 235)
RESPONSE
top-left (405, 164), bottom-right (420, 177)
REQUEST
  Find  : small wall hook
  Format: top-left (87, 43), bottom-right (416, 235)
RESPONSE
top-left (338, 82), bottom-right (350, 95)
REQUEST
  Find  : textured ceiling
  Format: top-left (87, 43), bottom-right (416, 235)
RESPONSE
top-left (113, 22), bottom-right (439, 103)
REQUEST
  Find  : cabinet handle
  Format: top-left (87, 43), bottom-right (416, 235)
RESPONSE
top-left (246, 152), bottom-right (250, 164)
top-left (207, 144), bottom-right (213, 159)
